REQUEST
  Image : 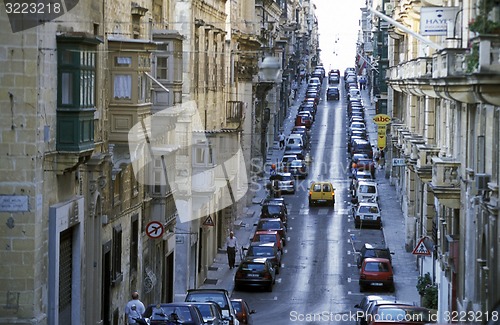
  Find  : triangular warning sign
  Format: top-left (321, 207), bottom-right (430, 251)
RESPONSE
top-left (412, 237), bottom-right (431, 256)
top-left (203, 215), bottom-right (215, 226)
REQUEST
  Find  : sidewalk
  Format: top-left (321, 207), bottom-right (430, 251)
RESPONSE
top-left (360, 89), bottom-right (421, 305)
top-left (198, 81), bottom-right (308, 292)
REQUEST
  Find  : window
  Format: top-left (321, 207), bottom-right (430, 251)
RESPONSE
top-left (194, 142), bottom-right (214, 166)
top-left (113, 74), bottom-right (132, 99)
top-left (130, 215), bottom-right (139, 275)
top-left (156, 56), bottom-right (168, 79)
top-left (113, 172), bottom-right (121, 206)
top-left (112, 225), bottom-right (123, 285)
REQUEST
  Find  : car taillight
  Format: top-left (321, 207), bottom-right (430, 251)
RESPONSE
top-left (235, 271), bottom-right (243, 279)
top-left (388, 275), bottom-right (394, 281)
top-left (264, 272), bottom-right (272, 280)
top-left (360, 274), bottom-right (366, 279)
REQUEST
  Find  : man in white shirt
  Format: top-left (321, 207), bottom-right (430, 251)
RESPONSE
top-left (125, 291), bottom-right (145, 324)
top-left (224, 231), bottom-right (239, 269)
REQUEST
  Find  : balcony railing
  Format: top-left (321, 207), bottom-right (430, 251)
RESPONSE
top-left (432, 48), bottom-right (468, 78)
top-left (416, 145), bottom-right (441, 170)
top-left (469, 35), bottom-right (500, 74)
top-left (226, 101), bottom-right (244, 124)
top-left (431, 157), bottom-right (460, 188)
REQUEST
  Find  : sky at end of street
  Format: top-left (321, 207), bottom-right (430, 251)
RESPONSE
top-left (312, 0), bottom-right (365, 72)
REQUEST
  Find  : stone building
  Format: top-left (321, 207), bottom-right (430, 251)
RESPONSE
top-left (0, 0), bottom-right (318, 323)
top-left (362, 0), bottom-right (500, 321)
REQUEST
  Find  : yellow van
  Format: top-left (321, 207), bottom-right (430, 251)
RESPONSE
top-left (308, 181), bottom-right (335, 206)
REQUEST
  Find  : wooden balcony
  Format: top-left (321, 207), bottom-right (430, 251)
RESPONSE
top-left (430, 157), bottom-right (461, 208)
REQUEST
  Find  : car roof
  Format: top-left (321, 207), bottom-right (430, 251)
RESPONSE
top-left (250, 241), bottom-right (276, 247)
top-left (358, 180), bottom-right (377, 186)
top-left (258, 218), bottom-right (282, 223)
top-left (364, 257), bottom-right (391, 263)
top-left (358, 201), bottom-right (379, 207)
top-left (187, 288), bottom-right (229, 294)
top-left (311, 181), bottom-right (333, 185)
top-left (242, 257), bottom-right (270, 264)
top-left (363, 243), bottom-right (389, 250)
top-left (254, 230), bottom-right (279, 235)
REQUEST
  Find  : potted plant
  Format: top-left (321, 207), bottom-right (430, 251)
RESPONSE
top-left (416, 272), bottom-right (438, 310)
top-left (469, 0), bottom-right (500, 35)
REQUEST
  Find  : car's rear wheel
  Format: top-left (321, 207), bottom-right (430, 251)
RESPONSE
top-left (267, 284), bottom-right (273, 292)
top-left (388, 283), bottom-right (395, 292)
top-left (359, 284), bottom-right (365, 292)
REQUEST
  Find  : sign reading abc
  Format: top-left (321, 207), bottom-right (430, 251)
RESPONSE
top-left (4, 0), bottom-right (80, 33)
top-left (373, 114), bottom-right (392, 125)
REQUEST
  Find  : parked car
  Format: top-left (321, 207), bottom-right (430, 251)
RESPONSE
top-left (291, 126), bottom-right (310, 142)
top-left (350, 139), bottom-right (373, 158)
top-left (357, 243), bottom-right (393, 269)
top-left (361, 300), bottom-right (414, 325)
top-left (284, 144), bottom-right (305, 160)
top-left (359, 258), bottom-right (394, 292)
top-left (288, 159), bottom-right (308, 178)
top-left (295, 114), bottom-right (313, 129)
top-left (286, 133), bottom-right (306, 148)
top-left (308, 181), bottom-right (335, 206)
top-left (189, 302), bottom-right (227, 325)
top-left (355, 180), bottom-right (378, 202)
top-left (366, 304), bottom-right (434, 324)
top-left (252, 230), bottom-right (284, 252)
top-left (262, 197), bottom-right (288, 214)
top-left (255, 218), bottom-right (287, 245)
top-left (234, 257), bottom-right (276, 292)
top-left (244, 241), bottom-right (282, 274)
top-left (354, 295), bottom-right (397, 325)
top-left (230, 299), bottom-right (255, 325)
top-left (353, 157), bottom-right (375, 176)
top-left (326, 86), bottom-right (340, 100)
top-left (354, 202), bottom-right (381, 229)
top-left (328, 74), bottom-right (340, 84)
top-left (269, 172), bottom-right (295, 194)
top-left (185, 289), bottom-right (240, 325)
top-left (143, 302), bottom-right (206, 325)
top-left (260, 201), bottom-right (288, 225)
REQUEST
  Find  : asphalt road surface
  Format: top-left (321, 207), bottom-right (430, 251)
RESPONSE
top-left (231, 81), bottom-right (386, 325)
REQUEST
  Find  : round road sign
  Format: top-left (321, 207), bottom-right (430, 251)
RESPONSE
top-left (146, 221), bottom-right (164, 239)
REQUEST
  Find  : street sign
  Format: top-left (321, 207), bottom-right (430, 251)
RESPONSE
top-left (203, 215), bottom-right (215, 227)
top-left (412, 237), bottom-right (431, 256)
top-left (146, 221), bottom-right (164, 239)
top-left (373, 114), bottom-right (392, 125)
top-left (392, 158), bottom-right (406, 166)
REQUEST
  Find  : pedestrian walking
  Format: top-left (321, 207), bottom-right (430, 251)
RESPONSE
top-left (224, 231), bottom-right (239, 269)
top-left (374, 148), bottom-right (381, 169)
top-left (125, 291), bottom-right (145, 325)
top-left (278, 132), bottom-right (286, 149)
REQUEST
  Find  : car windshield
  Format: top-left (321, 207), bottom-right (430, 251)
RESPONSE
top-left (375, 307), bottom-right (432, 322)
top-left (259, 221), bottom-right (281, 229)
top-left (186, 293), bottom-right (227, 309)
top-left (290, 161), bottom-right (303, 167)
top-left (149, 306), bottom-right (192, 322)
top-left (263, 205), bottom-right (281, 215)
top-left (280, 175), bottom-right (293, 181)
top-left (231, 301), bottom-right (242, 313)
top-left (192, 304), bottom-right (213, 318)
top-left (359, 185), bottom-right (376, 194)
top-left (241, 263), bottom-right (265, 271)
top-left (256, 234), bottom-right (276, 242)
top-left (365, 249), bottom-right (390, 259)
top-left (248, 246), bottom-right (273, 257)
top-left (359, 205), bottom-right (379, 214)
top-left (365, 262), bottom-right (390, 272)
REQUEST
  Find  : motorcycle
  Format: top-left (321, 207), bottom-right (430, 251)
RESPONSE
top-left (130, 304), bottom-right (150, 325)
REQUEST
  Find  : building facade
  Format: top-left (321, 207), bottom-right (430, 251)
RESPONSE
top-left (361, 0), bottom-right (500, 321)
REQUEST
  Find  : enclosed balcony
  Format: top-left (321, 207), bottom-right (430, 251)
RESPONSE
top-left (430, 157), bottom-right (461, 208)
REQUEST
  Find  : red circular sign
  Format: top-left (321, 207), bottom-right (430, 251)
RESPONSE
top-left (146, 221), bottom-right (164, 239)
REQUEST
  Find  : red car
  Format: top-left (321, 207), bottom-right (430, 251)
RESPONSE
top-left (252, 230), bottom-right (284, 252)
top-left (231, 299), bottom-right (256, 325)
top-left (359, 258), bottom-right (394, 292)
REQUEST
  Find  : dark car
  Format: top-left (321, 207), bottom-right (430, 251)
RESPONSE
top-left (234, 257), bottom-right (276, 292)
top-left (284, 143), bottom-right (306, 160)
top-left (327, 86), bottom-right (340, 100)
top-left (255, 218), bottom-right (287, 245)
top-left (185, 289), bottom-right (239, 325)
top-left (357, 243), bottom-right (393, 268)
top-left (351, 139), bottom-right (373, 158)
top-left (231, 299), bottom-right (255, 325)
top-left (262, 197), bottom-right (288, 214)
top-left (353, 157), bottom-right (375, 175)
top-left (190, 302), bottom-right (227, 325)
top-left (359, 258), bottom-right (394, 292)
top-left (143, 302), bottom-right (205, 325)
top-left (260, 201), bottom-right (288, 225)
top-left (244, 241), bottom-right (282, 274)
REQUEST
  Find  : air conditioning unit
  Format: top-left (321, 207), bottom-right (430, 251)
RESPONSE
top-left (475, 173), bottom-right (490, 192)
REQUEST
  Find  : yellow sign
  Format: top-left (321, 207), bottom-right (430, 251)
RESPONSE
top-left (377, 124), bottom-right (387, 149)
top-left (373, 114), bottom-right (392, 125)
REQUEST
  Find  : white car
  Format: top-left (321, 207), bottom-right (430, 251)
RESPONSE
top-left (354, 202), bottom-right (381, 229)
top-left (355, 180), bottom-right (378, 202)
